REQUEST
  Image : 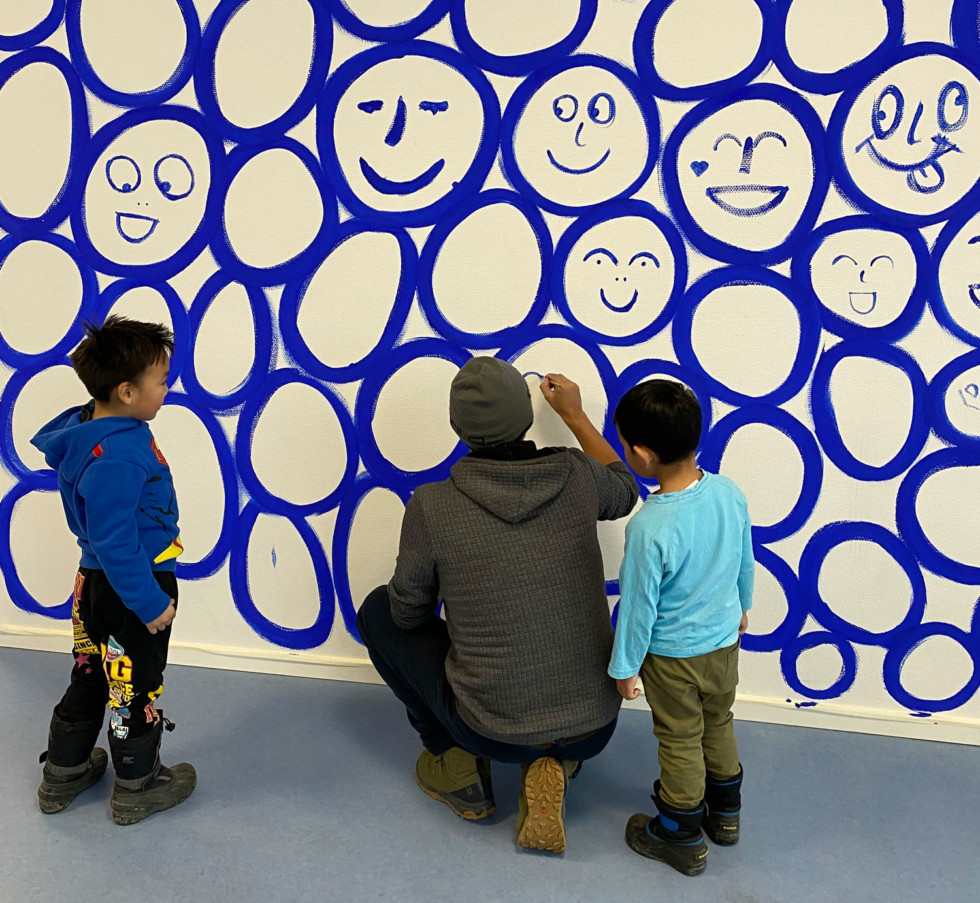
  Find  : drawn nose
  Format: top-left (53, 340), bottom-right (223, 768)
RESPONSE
top-left (859, 269), bottom-right (867, 283)
top-left (906, 101), bottom-right (924, 145)
top-left (575, 121), bottom-right (586, 147)
top-left (385, 96), bottom-right (407, 147)
top-left (739, 136), bottom-right (755, 174)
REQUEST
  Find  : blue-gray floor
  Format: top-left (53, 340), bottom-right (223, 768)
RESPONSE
top-left (1, 646), bottom-right (977, 903)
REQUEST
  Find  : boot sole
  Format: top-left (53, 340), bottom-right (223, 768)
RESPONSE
top-left (415, 776), bottom-right (495, 820)
top-left (516, 757), bottom-right (566, 854)
top-left (38, 750), bottom-right (108, 814)
top-left (625, 813), bottom-right (707, 876)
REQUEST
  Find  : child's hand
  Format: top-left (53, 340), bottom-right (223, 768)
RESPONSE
top-left (146, 600), bottom-right (176, 634)
top-left (540, 373), bottom-right (584, 421)
top-left (739, 611), bottom-right (749, 635)
top-left (616, 676), bottom-right (641, 701)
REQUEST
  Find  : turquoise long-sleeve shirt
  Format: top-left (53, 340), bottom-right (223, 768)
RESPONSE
top-left (609, 471), bottom-right (754, 677)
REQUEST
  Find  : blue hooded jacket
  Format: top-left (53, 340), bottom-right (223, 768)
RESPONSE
top-left (31, 405), bottom-right (182, 624)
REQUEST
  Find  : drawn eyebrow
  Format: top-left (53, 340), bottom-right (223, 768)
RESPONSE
top-left (358, 100), bottom-right (383, 113)
top-left (583, 247), bottom-right (618, 264)
top-left (870, 255), bottom-right (894, 266)
top-left (628, 251), bottom-right (660, 267)
top-left (713, 133), bottom-right (742, 151)
top-left (969, 235), bottom-right (980, 244)
top-left (754, 131), bottom-right (787, 147)
top-left (419, 100), bottom-right (449, 114)
top-left (832, 254), bottom-right (858, 265)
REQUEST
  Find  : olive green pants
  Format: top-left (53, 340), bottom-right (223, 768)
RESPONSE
top-left (640, 640), bottom-right (741, 810)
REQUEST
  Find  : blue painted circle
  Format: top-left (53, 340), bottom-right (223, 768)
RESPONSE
top-left (180, 272), bottom-right (273, 411)
top-left (501, 54), bottom-right (660, 217)
top-left (356, 338), bottom-right (471, 492)
top-left (328, 0), bottom-right (450, 42)
top-left (418, 189), bottom-right (552, 349)
top-left (927, 349), bottom-right (980, 452)
top-left (332, 473), bottom-right (411, 642)
top-left (67, 0), bottom-right (200, 107)
top-left (673, 266), bottom-right (821, 406)
top-left (800, 521), bottom-right (926, 646)
top-left (701, 404), bottom-right (822, 543)
top-left (792, 214), bottom-right (929, 343)
top-left (662, 83), bottom-right (829, 265)
top-left (930, 207), bottom-right (980, 349)
top-left (96, 278), bottom-right (191, 385)
top-left (70, 105), bottom-right (227, 282)
top-left (317, 40), bottom-right (500, 228)
top-left (883, 622), bottom-right (980, 712)
top-left (0, 1), bottom-right (65, 51)
top-left (772, 0), bottom-right (904, 95)
top-left (0, 234), bottom-right (98, 369)
top-left (210, 137), bottom-right (338, 286)
top-left (229, 500), bottom-right (334, 649)
top-left (162, 392), bottom-right (238, 580)
top-left (236, 368), bottom-right (357, 517)
top-left (780, 631), bottom-right (858, 700)
top-left (897, 447), bottom-right (980, 584)
top-left (280, 220), bottom-right (417, 383)
top-left (194, 0), bottom-right (330, 144)
top-left (828, 42), bottom-right (980, 227)
top-left (952, 0), bottom-right (980, 61)
top-left (0, 483), bottom-right (71, 618)
top-left (551, 199), bottom-right (687, 347)
top-left (451, 0), bottom-right (597, 76)
top-left (0, 359), bottom-right (72, 489)
top-left (0, 47), bottom-right (89, 238)
top-left (740, 544), bottom-right (807, 653)
top-left (633, 0), bottom-right (775, 101)
top-left (809, 340), bottom-right (929, 482)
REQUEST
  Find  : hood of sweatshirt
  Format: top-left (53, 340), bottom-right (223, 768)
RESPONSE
top-left (31, 405), bottom-right (143, 484)
top-left (449, 448), bottom-right (572, 524)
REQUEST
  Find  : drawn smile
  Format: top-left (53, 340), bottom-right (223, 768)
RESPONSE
top-left (115, 212), bottom-right (159, 243)
top-left (705, 185), bottom-right (788, 216)
top-left (359, 157), bottom-right (445, 195)
top-left (599, 288), bottom-right (639, 313)
top-left (848, 291), bottom-right (877, 314)
top-left (854, 136), bottom-right (961, 194)
top-left (547, 148), bottom-right (611, 174)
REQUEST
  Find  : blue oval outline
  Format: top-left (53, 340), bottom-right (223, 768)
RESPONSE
top-left (0, 1), bottom-right (65, 51)
top-left (927, 348), bottom-right (980, 452)
top-left (929, 206), bottom-right (980, 349)
top-left (740, 544), bottom-right (807, 653)
top-left (780, 630), bottom-right (858, 700)
top-left (328, 0), bottom-right (450, 42)
top-left (66, 0), bottom-right (200, 107)
top-left (418, 188), bottom-right (552, 349)
top-left (883, 622), bottom-right (980, 712)
top-left (809, 340), bottom-right (929, 482)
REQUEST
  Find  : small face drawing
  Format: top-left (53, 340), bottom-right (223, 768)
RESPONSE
top-left (82, 118), bottom-right (210, 266)
top-left (841, 53), bottom-right (980, 216)
top-left (937, 209), bottom-right (980, 340)
top-left (563, 215), bottom-right (676, 338)
top-left (331, 54), bottom-right (487, 214)
top-left (675, 98), bottom-right (815, 252)
top-left (960, 380), bottom-right (980, 411)
top-left (810, 228), bottom-right (917, 327)
top-left (511, 65), bottom-right (653, 209)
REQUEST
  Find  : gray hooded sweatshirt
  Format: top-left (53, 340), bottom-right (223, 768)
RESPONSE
top-left (388, 447), bottom-right (638, 746)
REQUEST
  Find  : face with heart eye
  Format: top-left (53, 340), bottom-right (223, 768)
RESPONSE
top-left (509, 63), bottom-right (655, 210)
top-left (936, 209), bottom-right (980, 341)
top-left (809, 227), bottom-right (918, 327)
top-left (839, 52), bottom-right (980, 217)
top-left (673, 97), bottom-right (816, 253)
top-left (82, 117), bottom-right (211, 266)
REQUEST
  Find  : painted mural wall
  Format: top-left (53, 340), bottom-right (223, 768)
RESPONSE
top-left (1, 0), bottom-right (979, 741)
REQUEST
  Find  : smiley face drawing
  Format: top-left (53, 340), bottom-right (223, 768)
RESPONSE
top-left (554, 200), bottom-right (686, 343)
top-left (317, 41), bottom-right (498, 226)
top-left (833, 45), bottom-right (980, 221)
top-left (73, 107), bottom-right (223, 280)
top-left (934, 208), bottom-right (980, 344)
top-left (502, 55), bottom-right (659, 215)
top-left (663, 85), bottom-right (827, 264)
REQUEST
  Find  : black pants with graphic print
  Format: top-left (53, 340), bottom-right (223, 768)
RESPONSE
top-left (55, 567), bottom-right (177, 748)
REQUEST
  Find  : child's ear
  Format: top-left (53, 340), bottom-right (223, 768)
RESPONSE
top-left (115, 382), bottom-right (135, 406)
top-left (632, 444), bottom-right (656, 469)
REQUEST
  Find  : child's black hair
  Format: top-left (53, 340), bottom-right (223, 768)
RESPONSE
top-left (69, 315), bottom-right (174, 402)
top-left (614, 379), bottom-right (701, 465)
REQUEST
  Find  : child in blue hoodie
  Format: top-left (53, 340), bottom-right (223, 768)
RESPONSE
top-left (31, 315), bottom-right (196, 825)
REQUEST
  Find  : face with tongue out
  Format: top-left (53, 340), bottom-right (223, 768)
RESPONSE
top-left (838, 49), bottom-right (980, 220)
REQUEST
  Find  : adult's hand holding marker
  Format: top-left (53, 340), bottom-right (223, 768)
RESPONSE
top-left (540, 373), bottom-right (622, 466)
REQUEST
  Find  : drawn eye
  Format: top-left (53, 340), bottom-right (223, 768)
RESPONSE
top-left (588, 92), bottom-right (616, 126)
top-left (628, 251), bottom-right (659, 268)
top-left (358, 100), bottom-right (383, 113)
top-left (583, 247), bottom-right (618, 265)
top-left (106, 155), bottom-right (140, 193)
top-left (870, 255), bottom-right (894, 267)
top-left (154, 155), bottom-right (194, 201)
top-left (938, 80), bottom-right (968, 132)
top-left (831, 255), bottom-right (858, 266)
top-left (419, 101), bottom-right (449, 115)
top-left (553, 94), bottom-right (578, 122)
top-left (872, 85), bottom-right (904, 140)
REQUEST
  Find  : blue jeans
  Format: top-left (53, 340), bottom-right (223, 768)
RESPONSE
top-left (356, 586), bottom-right (617, 764)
